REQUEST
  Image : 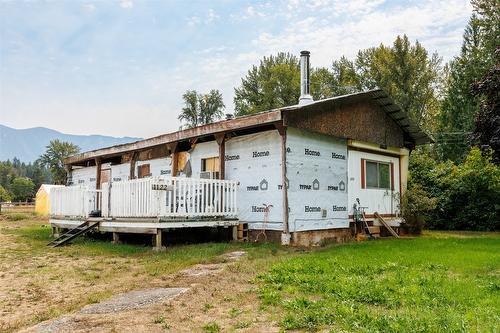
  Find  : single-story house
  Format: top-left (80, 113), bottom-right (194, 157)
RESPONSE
top-left (50, 51), bottom-right (430, 247)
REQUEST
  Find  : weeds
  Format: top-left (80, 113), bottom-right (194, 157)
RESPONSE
top-left (202, 322), bottom-right (221, 333)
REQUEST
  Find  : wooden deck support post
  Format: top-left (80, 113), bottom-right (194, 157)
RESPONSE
top-left (215, 133), bottom-right (226, 180)
top-left (95, 157), bottom-right (102, 189)
top-left (112, 232), bottom-right (121, 244)
top-left (153, 229), bottom-right (165, 251)
top-left (232, 225), bottom-right (238, 241)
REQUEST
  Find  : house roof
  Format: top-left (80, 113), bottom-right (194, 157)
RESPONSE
top-left (65, 89), bottom-right (431, 165)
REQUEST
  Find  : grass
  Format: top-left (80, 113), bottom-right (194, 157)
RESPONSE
top-left (258, 233), bottom-right (500, 332)
top-left (3, 213), bottom-right (499, 332)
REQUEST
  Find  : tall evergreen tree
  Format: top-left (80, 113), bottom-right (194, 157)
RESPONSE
top-left (436, 0), bottom-right (499, 162)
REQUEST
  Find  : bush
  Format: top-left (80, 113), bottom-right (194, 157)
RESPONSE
top-left (401, 184), bottom-right (436, 234)
top-left (409, 147), bottom-right (500, 231)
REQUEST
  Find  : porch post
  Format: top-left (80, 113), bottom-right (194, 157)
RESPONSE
top-left (169, 142), bottom-right (179, 177)
top-left (129, 152), bottom-right (138, 180)
top-left (275, 123), bottom-right (290, 245)
top-left (95, 158), bottom-right (102, 189)
top-left (215, 133), bottom-right (226, 180)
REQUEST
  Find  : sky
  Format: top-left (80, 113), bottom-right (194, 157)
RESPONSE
top-left (0, 0), bottom-right (472, 139)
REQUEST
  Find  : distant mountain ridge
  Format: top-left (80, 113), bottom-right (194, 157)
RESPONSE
top-left (0, 124), bottom-right (141, 162)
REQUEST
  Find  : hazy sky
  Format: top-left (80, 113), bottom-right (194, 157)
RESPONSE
top-left (0, 0), bottom-right (472, 138)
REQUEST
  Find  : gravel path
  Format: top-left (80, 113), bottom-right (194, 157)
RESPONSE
top-left (80, 287), bottom-right (188, 314)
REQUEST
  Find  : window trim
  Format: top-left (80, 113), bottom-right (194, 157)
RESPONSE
top-left (363, 159), bottom-right (393, 190)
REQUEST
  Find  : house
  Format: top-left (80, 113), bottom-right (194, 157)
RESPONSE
top-left (50, 51), bottom-right (430, 247)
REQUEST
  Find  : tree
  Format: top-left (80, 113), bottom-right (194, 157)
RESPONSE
top-left (11, 177), bottom-right (34, 201)
top-left (329, 35), bottom-right (442, 133)
top-left (471, 47), bottom-right (500, 162)
top-left (0, 185), bottom-right (11, 202)
top-left (39, 140), bottom-right (80, 184)
top-left (234, 52), bottom-right (300, 115)
top-left (436, 1), bottom-right (499, 162)
top-left (178, 90), bottom-right (225, 128)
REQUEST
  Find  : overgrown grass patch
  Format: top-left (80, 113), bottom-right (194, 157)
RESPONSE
top-left (258, 233), bottom-right (500, 332)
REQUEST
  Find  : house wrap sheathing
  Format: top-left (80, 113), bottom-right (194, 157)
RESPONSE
top-left (63, 89), bottom-right (430, 246)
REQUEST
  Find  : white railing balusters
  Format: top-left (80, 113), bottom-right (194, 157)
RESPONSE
top-left (50, 176), bottom-right (238, 219)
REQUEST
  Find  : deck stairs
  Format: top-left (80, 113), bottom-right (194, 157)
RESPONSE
top-left (48, 221), bottom-right (99, 247)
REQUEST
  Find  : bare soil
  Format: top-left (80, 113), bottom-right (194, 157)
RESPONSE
top-left (0, 216), bottom-right (282, 333)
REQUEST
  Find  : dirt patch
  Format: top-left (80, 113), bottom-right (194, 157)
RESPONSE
top-left (179, 263), bottom-right (225, 276)
top-left (1, 215), bottom-right (284, 333)
top-left (26, 288), bottom-right (188, 333)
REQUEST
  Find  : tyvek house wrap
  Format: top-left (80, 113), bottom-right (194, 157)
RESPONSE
top-left (286, 127), bottom-right (349, 232)
top-left (70, 166), bottom-right (97, 189)
top-left (225, 130), bottom-right (284, 231)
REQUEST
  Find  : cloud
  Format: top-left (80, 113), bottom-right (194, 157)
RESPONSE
top-left (83, 3), bottom-right (96, 12)
top-left (119, 0), bottom-right (133, 9)
top-left (187, 8), bottom-right (219, 26)
top-left (249, 0), bottom-right (471, 63)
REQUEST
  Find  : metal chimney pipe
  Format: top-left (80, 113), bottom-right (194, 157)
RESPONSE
top-left (299, 50), bottom-right (313, 105)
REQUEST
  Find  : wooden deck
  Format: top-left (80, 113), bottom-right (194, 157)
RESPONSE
top-left (49, 176), bottom-right (240, 239)
top-left (50, 217), bottom-right (239, 234)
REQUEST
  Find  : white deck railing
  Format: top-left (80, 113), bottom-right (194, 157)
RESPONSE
top-left (51, 177), bottom-right (238, 220)
top-left (50, 186), bottom-right (101, 218)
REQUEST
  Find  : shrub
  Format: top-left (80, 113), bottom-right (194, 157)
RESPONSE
top-left (401, 184), bottom-right (436, 234)
top-left (409, 147), bottom-right (500, 231)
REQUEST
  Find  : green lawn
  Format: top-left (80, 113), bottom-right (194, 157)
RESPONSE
top-left (258, 232), bottom-right (500, 332)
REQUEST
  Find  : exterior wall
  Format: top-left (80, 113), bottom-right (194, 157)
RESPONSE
top-left (284, 100), bottom-right (405, 148)
top-left (110, 162), bottom-right (130, 182)
top-left (189, 141), bottom-right (219, 178)
top-left (136, 157), bottom-right (172, 177)
top-left (292, 228), bottom-right (353, 247)
top-left (225, 130), bottom-right (284, 231)
top-left (286, 127), bottom-right (349, 232)
top-left (347, 149), bottom-right (401, 217)
top-left (69, 166), bottom-right (97, 189)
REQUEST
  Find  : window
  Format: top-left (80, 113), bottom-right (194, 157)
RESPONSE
top-left (137, 164), bottom-right (151, 178)
top-left (201, 157), bottom-right (219, 172)
top-left (364, 160), bottom-right (392, 190)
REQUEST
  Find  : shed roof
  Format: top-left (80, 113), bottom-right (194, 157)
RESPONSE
top-left (37, 184), bottom-right (64, 194)
top-left (65, 89), bottom-right (431, 165)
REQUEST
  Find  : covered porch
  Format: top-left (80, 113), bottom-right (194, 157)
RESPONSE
top-left (49, 176), bottom-right (240, 248)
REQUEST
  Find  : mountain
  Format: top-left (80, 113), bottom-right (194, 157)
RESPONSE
top-left (0, 124), bottom-right (141, 162)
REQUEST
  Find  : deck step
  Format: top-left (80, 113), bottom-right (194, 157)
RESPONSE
top-left (367, 226), bottom-right (381, 234)
top-left (48, 221), bottom-right (99, 247)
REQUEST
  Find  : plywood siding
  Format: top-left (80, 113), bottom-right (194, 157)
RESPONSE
top-left (284, 100), bottom-right (405, 148)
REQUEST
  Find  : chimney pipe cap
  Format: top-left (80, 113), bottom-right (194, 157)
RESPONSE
top-left (300, 50), bottom-right (310, 56)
